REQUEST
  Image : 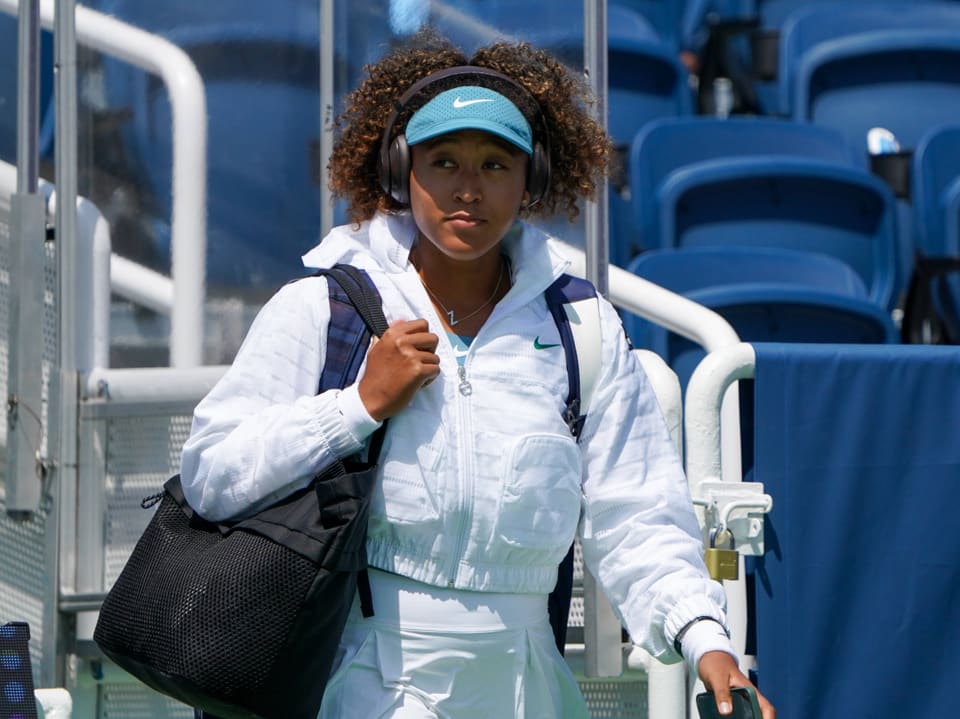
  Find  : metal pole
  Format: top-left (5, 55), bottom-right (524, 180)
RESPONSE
top-left (580, 0), bottom-right (620, 681)
top-left (582, 0), bottom-right (609, 297)
top-left (7, 0), bottom-right (46, 514)
top-left (319, 0), bottom-right (335, 238)
top-left (16, 0), bottom-right (40, 193)
top-left (49, 0), bottom-right (80, 687)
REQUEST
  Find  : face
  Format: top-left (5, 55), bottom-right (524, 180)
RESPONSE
top-left (408, 129), bottom-right (530, 264)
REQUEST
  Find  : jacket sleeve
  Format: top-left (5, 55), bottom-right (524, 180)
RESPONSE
top-left (576, 297), bottom-right (730, 664)
top-left (178, 277), bottom-right (381, 521)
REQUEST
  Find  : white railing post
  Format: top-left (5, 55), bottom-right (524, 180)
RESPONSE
top-left (685, 342), bottom-right (763, 674)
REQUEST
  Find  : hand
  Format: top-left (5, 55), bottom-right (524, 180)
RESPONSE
top-left (358, 319), bottom-right (440, 420)
top-left (699, 651), bottom-right (776, 719)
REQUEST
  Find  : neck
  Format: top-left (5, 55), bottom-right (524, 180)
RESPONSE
top-left (410, 242), bottom-right (510, 330)
top-left (411, 243), bottom-right (504, 301)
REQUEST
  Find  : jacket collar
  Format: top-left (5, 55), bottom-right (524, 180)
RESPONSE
top-left (300, 211), bottom-right (572, 300)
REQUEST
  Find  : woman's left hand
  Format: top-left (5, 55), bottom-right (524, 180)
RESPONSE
top-left (698, 650), bottom-right (776, 719)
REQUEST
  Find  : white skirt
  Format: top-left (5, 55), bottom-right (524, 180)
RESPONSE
top-left (318, 569), bottom-right (590, 719)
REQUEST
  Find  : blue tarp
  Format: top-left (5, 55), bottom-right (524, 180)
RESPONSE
top-left (751, 343), bottom-right (960, 719)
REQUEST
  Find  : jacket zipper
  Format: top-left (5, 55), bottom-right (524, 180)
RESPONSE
top-left (448, 350), bottom-right (475, 586)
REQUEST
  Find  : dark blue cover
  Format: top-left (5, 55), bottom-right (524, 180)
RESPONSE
top-left (751, 342), bottom-right (960, 719)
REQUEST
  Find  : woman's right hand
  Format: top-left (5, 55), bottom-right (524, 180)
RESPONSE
top-left (358, 319), bottom-right (440, 421)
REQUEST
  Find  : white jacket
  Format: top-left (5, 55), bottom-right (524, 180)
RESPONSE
top-left (179, 212), bottom-right (729, 663)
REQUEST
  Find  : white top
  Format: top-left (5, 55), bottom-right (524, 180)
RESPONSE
top-left (178, 212), bottom-right (735, 670)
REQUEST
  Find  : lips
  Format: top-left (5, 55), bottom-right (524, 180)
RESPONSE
top-left (446, 213), bottom-right (485, 226)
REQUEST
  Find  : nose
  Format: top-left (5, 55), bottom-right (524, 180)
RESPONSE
top-left (454, 168), bottom-right (482, 203)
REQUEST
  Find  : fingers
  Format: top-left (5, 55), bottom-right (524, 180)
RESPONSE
top-left (387, 319), bottom-right (441, 384)
top-left (358, 319), bottom-right (440, 420)
top-left (698, 651), bottom-right (775, 718)
top-left (756, 689), bottom-right (776, 719)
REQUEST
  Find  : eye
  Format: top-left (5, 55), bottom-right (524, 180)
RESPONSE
top-left (431, 156), bottom-right (457, 169)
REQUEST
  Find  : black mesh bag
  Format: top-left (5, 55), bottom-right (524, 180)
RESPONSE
top-left (94, 265), bottom-right (388, 719)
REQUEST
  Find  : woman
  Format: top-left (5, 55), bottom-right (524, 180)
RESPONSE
top-left (180, 32), bottom-right (775, 719)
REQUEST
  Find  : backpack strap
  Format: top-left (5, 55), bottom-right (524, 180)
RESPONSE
top-left (544, 273), bottom-right (602, 441)
top-left (315, 264), bottom-right (389, 392)
top-left (543, 273), bottom-right (602, 655)
top-left (310, 264), bottom-right (389, 619)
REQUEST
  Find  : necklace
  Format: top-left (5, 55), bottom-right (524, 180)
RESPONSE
top-left (419, 259), bottom-right (506, 327)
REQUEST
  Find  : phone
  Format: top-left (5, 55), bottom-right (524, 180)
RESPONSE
top-left (695, 686), bottom-right (761, 719)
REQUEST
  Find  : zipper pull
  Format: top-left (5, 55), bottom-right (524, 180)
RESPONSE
top-left (457, 366), bottom-right (473, 396)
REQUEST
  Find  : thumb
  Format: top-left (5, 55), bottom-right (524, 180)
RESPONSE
top-left (713, 688), bottom-right (733, 716)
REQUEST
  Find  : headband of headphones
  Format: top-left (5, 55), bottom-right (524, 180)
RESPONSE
top-left (377, 65), bottom-right (552, 207)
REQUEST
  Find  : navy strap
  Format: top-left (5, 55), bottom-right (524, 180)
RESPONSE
top-left (543, 273), bottom-right (599, 655)
top-left (544, 273), bottom-right (597, 440)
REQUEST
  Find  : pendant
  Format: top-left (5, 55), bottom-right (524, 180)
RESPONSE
top-left (447, 310), bottom-right (458, 326)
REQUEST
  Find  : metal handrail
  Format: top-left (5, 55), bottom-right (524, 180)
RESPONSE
top-left (0, 0), bottom-right (208, 367)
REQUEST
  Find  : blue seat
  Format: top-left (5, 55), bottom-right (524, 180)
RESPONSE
top-left (781, 2), bottom-right (960, 149)
top-left (623, 246), bottom-right (898, 386)
top-left (628, 117), bottom-right (902, 307)
top-left (88, 0), bottom-right (349, 289)
top-left (630, 117), bottom-right (857, 221)
top-left (911, 124), bottom-right (960, 257)
top-left (614, 0), bottom-right (689, 49)
top-left (656, 157), bottom-right (900, 309)
top-left (626, 245), bottom-right (870, 298)
top-left (906, 124), bottom-right (960, 341)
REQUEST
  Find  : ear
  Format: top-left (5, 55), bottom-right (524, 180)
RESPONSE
top-left (519, 189), bottom-right (531, 212)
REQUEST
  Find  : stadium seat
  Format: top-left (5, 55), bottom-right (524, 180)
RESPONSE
top-left (655, 157), bottom-right (900, 309)
top-left (904, 124), bottom-right (960, 342)
top-left (626, 245), bottom-right (870, 298)
top-left (629, 117), bottom-right (858, 246)
top-left (627, 117), bottom-right (902, 308)
top-left (630, 117), bottom-right (857, 218)
top-left (781, 2), bottom-right (960, 148)
top-left (773, 3), bottom-right (960, 299)
top-left (912, 125), bottom-right (960, 259)
top-left (623, 247), bottom-right (898, 387)
top-left (613, 0), bottom-right (689, 49)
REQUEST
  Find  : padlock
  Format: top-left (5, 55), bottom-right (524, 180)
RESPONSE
top-left (704, 527), bottom-right (739, 581)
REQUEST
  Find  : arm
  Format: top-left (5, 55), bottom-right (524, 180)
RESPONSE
top-left (578, 301), bottom-right (775, 717)
top-left (577, 299), bottom-right (731, 661)
top-left (178, 277), bottom-right (380, 521)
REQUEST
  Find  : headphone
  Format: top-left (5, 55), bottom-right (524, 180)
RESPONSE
top-left (377, 65), bottom-right (551, 207)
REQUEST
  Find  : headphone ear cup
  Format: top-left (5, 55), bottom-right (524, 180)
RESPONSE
top-left (386, 135), bottom-right (411, 204)
top-left (526, 141), bottom-right (551, 207)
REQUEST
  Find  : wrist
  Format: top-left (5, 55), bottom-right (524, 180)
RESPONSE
top-left (674, 618), bottom-right (736, 675)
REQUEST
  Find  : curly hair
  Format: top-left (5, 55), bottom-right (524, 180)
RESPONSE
top-left (328, 31), bottom-right (612, 224)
